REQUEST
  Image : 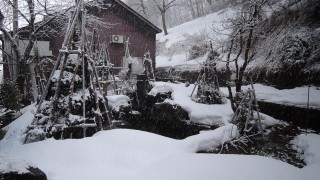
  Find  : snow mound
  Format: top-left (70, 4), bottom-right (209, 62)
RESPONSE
top-left (1, 110), bottom-right (240, 180)
top-left (136, 154), bottom-right (302, 180)
top-left (292, 133), bottom-right (320, 165)
top-left (0, 105), bottom-right (36, 150)
top-left (0, 101), bottom-right (319, 179)
top-left (183, 124), bottom-right (239, 152)
top-left (0, 154), bottom-right (36, 174)
top-left (150, 82), bottom-right (233, 125)
top-left (148, 82), bottom-right (173, 96)
top-left (107, 95), bottom-right (131, 109)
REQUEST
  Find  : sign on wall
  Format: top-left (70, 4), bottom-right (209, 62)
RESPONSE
top-left (19, 40), bottom-right (52, 56)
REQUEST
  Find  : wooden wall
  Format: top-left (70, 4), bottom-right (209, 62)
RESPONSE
top-left (51, 1), bottom-right (159, 71)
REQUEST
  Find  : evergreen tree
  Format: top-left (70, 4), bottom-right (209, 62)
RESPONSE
top-left (0, 80), bottom-right (22, 110)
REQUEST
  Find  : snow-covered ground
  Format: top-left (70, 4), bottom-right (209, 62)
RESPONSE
top-left (149, 82), bottom-right (279, 127)
top-left (156, 53), bottom-right (206, 70)
top-left (149, 82), bottom-right (233, 125)
top-left (157, 8), bottom-right (233, 49)
top-left (156, 8), bottom-right (234, 69)
top-left (1, 2), bottom-right (320, 179)
top-left (0, 103), bottom-right (320, 180)
top-left (0, 82), bottom-right (319, 179)
top-left (219, 84), bottom-right (320, 107)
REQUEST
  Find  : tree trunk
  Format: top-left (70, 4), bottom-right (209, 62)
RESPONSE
top-left (161, 11), bottom-right (168, 35)
top-left (236, 5), bottom-right (257, 92)
top-left (226, 39), bottom-right (236, 112)
top-left (188, 0), bottom-right (196, 19)
top-left (12, 0), bottom-right (19, 81)
top-left (235, 33), bottom-right (243, 93)
top-left (139, 0), bottom-right (147, 15)
top-left (29, 62), bottom-right (38, 102)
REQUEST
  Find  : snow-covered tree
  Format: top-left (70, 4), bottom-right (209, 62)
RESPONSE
top-left (0, 0), bottom-right (73, 102)
top-left (224, 0), bottom-right (268, 111)
top-left (152, 0), bottom-right (178, 35)
top-left (124, 0), bottom-right (161, 27)
top-left (0, 0), bottom-right (110, 105)
top-left (0, 80), bottom-right (21, 110)
top-left (124, 0), bottom-right (225, 29)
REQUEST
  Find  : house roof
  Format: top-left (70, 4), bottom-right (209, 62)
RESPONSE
top-left (111, 0), bottom-right (162, 33)
top-left (0, 0), bottom-right (162, 40)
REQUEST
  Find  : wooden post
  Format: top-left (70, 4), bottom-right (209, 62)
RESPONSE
top-left (36, 1), bottom-right (82, 113)
top-left (250, 77), bottom-right (264, 139)
top-left (29, 62), bottom-right (38, 102)
top-left (306, 86), bottom-right (310, 134)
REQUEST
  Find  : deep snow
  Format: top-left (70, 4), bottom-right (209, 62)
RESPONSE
top-left (149, 82), bottom-right (280, 127)
top-left (1, 82), bottom-right (320, 179)
top-left (0, 104), bottom-right (319, 180)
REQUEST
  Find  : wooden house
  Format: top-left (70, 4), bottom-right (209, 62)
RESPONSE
top-left (1, 0), bottom-right (161, 81)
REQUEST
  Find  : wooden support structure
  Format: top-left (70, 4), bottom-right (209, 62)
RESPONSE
top-left (25, 0), bottom-right (113, 143)
top-left (142, 49), bottom-right (155, 81)
top-left (230, 79), bottom-right (264, 139)
top-left (190, 42), bottom-right (225, 104)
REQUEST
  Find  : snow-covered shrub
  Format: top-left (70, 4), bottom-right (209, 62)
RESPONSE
top-left (194, 88), bottom-right (227, 104)
top-left (185, 32), bottom-right (210, 60)
top-left (247, 0), bottom-right (320, 88)
top-left (279, 29), bottom-right (314, 68)
top-left (24, 127), bottom-right (46, 144)
top-left (188, 43), bottom-right (209, 60)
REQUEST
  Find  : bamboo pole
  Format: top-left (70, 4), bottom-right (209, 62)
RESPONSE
top-left (250, 77), bottom-right (264, 139)
top-left (306, 86), bottom-right (310, 134)
top-left (36, 1), bottom-right (83, 113)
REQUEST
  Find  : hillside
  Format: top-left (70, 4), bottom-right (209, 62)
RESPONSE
top-left (156, 8), bottom-right (234, 70)
top-left (248, 3), bottom-right (320, 88)
top-left (155, 0), bottom-right (320, 89)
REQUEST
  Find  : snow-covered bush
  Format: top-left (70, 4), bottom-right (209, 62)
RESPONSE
top-left (185, 32), bottom-right (210, 60)
top-left (246, 0), bottom-right (320, 88)
top-left (194, 88), bottom-right (227, 104)
top-left (188, 43), bottom-right (209, 60)
top-left (279, 29), bottom-right (314, 68)
top-left (24, 127), bottom-right (46, 144)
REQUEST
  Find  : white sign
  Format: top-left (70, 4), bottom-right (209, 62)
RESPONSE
top-left (19, 40), bottom-right (52, 56)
